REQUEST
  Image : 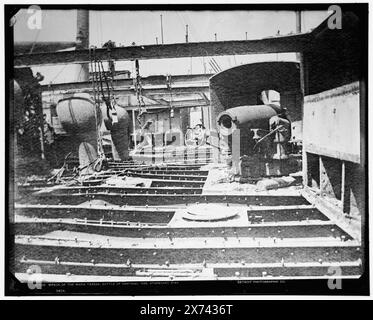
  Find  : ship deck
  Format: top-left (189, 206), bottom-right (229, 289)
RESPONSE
top-left (11, 161), bottom-right (362, 282)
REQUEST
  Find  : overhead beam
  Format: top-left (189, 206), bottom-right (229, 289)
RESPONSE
top-left (42, 84), bottom-right (210, 97)
top-left (40, 73), bottom-right (212, 92)
top-left (118, 99), bottom-right (209, 111)
top-left (42, 95), bottom-right (208, 110)
top-left (144, 92), bottom-right (205, 100)
top-left (14, 33), bottom-right (312, 67)
top-left (141, 94), bottom-right (169, 106)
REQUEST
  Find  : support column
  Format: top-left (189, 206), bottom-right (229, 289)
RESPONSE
top-left (296, 10), bottom-right (308, 187)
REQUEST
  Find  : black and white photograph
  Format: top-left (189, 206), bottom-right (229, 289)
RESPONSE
top-left (4, 2), bottom-right (369, 297)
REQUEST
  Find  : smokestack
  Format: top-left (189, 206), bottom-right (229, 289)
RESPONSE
top-left (160, 14), bottom-right (164, 44)
top-left (76, 9), bottom-right (89, 81)
top-left (295, 11), bottom-right (302, 34)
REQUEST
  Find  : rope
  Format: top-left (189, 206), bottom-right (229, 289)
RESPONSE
top-left (50, 64), bottom-right (68, 83)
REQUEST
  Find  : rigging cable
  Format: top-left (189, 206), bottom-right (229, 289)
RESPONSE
top-left (88, 46), bottom-right (106, 170)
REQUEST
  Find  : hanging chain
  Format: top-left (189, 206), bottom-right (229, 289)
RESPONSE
top-left (98, 59), bottom-right (118, 124)
top-left (166, 74), bottom-right (174, 119)
top-left (134, 59), bottom-right (146, 125)
top-left (106, 47), bottom-right (119, 122)
top-left (89, 46), bottom-right (105, 159)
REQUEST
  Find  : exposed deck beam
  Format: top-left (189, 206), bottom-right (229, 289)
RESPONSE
top-left (40, 73), bottom-right (212, 92)
top-left (15, 33), bottom-right (311, 67)
top-left (117, 99), bottom-right (209, 111)
top-left (42, 84), bottom-right (210, 97)
top-left (42, 94), bottom-right (209, 110)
